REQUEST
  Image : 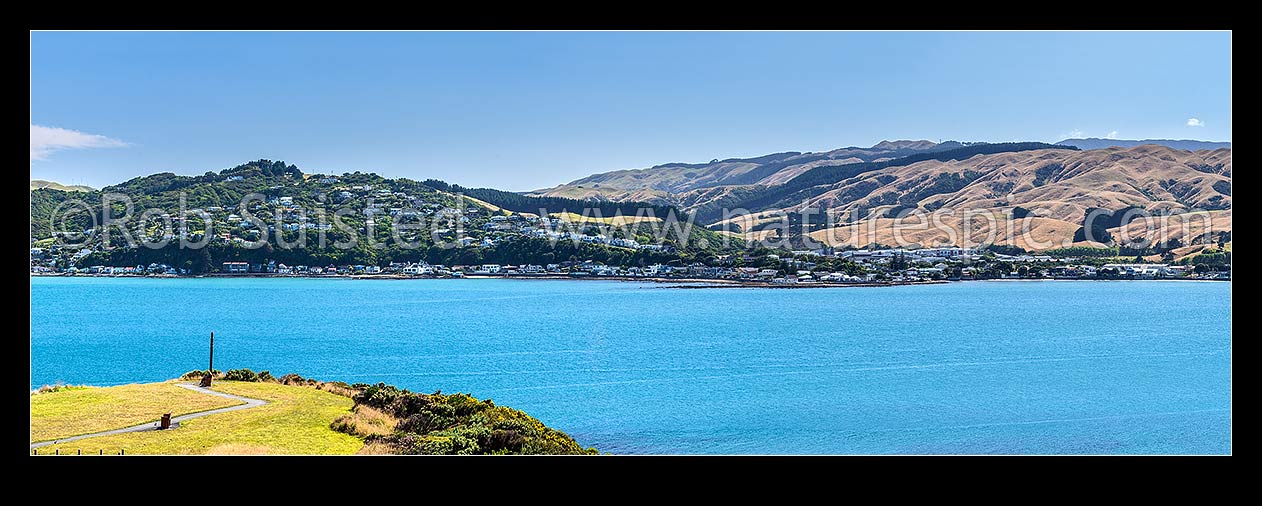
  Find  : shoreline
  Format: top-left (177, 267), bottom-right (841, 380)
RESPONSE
top-left (29, 271), bottom-right (1228, 287)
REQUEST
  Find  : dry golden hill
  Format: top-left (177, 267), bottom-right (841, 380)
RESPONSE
top-left (533, 142), bottom-right (1230, 252)
top-left (790, 145), bottom-right (1229, 221)
top-left (529, 140), bottom-right (971, 199)
top-left (733, 145), bottom-right (1230, 251)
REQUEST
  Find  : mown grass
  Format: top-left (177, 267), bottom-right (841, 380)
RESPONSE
top-left (30, 382), bottom-right (242, 443)
top-left (35, 381), bottom-right (363, 455)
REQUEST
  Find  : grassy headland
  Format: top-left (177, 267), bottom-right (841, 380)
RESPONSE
top-left (31, 370), bottom-right (596, 455)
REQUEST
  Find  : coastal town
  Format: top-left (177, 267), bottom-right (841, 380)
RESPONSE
top-left (31, 244), bottom-right (1231, 285)
top-left (30, 162), bottom-right (1231, 286)
top-left (31, 167), bottom-right (685, 263)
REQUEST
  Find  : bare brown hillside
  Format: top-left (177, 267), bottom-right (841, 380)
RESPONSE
top-left (788, 145), bottom-right (1229, 219)
top-left (770, 145), bottom-right (1230, 250)
top-left (532, 142), bottom-right (1230, 252)
top-left (529, 140), bottom-right (963, 197)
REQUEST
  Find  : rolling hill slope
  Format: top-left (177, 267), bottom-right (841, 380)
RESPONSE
top-left (529, 140), bottom-right (976, 202)
top-left (530, 139), bottom-right (1232, 251)
top-left (777, 145), bottom-right (1231, 250)
top-left (30, 179), bottom-right (93, 192)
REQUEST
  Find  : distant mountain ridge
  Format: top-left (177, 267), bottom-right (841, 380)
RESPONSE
top-left (30, 180), bottom-right (94, 192)
top-left (531, 140), bottom-right (982, 200)
top-left (1056, 138), bottom-right (1231, 151)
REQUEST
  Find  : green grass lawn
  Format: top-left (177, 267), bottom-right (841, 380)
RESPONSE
top-left (30, 382), bottom-right (243, 443)
top-left (34, 381), bottom-right (363, 455)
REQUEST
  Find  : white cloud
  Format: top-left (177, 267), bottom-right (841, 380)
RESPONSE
top-left (30, 124), bottom-right (129, 161)
top-left (1187, 118), bottom-right (1205, 127)
top-left (1061, 129), bottom-right (1085, 139)
top-left (1105, 130), bottom-right (1119, 139)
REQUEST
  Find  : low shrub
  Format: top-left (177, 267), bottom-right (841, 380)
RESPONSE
top-left (356, 440), bottom-right (399, 455)
top-left (344, 382), bottom-right (597, 455)
top-left (179, 369), bottom-right (222, 380)
top-left (278, 373), bottom-right (306, 385)
top-left (223, 368), bottom-right (260, 382)
top-left (329, 405), bottom-right (398, 437)
top-left (316, 381), bottom-right (360, 398)
top-left (32, 383), bottom-right (91, 395)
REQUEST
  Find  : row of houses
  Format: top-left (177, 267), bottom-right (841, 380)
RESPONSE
top-left (59, 264), bottom-right (184, 275)
top-left (213, 256), bottom-right (956, 283)
top-left (515, 229), bottom-right (672, 252)
top-left (840, 247), bottom-right (985, 264)
top-left (1099, 263), bottom-right (1194, 278)
top-left (221, 261), bottom-right (398, 275)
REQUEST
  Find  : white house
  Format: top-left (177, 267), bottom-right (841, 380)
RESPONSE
top-left (646, 264), bottom-right (673, 276)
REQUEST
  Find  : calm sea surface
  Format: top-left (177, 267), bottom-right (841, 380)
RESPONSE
top-left (30, 277), bottom-right (1231, 454)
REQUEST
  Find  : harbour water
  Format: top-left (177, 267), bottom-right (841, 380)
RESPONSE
top-left (30, 277), bottom-right (1231, 454)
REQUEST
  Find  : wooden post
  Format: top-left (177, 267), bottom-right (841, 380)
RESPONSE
top-left (77, 449), bottom-right (81, 455)
top-left (55, 449), bottom-right (59, 455)
top-left (99, 449), bottom-right (103, 455)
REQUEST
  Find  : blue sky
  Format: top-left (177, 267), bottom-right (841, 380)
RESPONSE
top-left (31, 31), bottom-right (1231, 191)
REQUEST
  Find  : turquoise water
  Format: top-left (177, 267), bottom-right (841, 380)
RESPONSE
top-left (30, 277), bottom-right (1231, 454)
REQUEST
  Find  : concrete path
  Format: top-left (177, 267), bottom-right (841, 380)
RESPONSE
top-left (30, 382), bottom-right (267, 450)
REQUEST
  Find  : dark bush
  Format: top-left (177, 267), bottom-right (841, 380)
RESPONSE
top-left (223, 368), bottom-right (260, 382)
top-left (341, 381), bottom-right (596, 455)
top-left (355, 383), bottom-right (404, 412)
top-left (482, 429), bottom-right (526, 453)
top-left (179, 369), bottom-right (220, 380)
top-left (397, 413), bottom-right (440, 434)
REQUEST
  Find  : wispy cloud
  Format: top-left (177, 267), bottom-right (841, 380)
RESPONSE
top-left (1186, 118), bottom-right (1205, 127)
top-left (1061, 129), bottom-right (1085, 139)
top-left (1105, 130), bottom-right (1119, 139)
top-left (30, 124), bottom-right (129, 161)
